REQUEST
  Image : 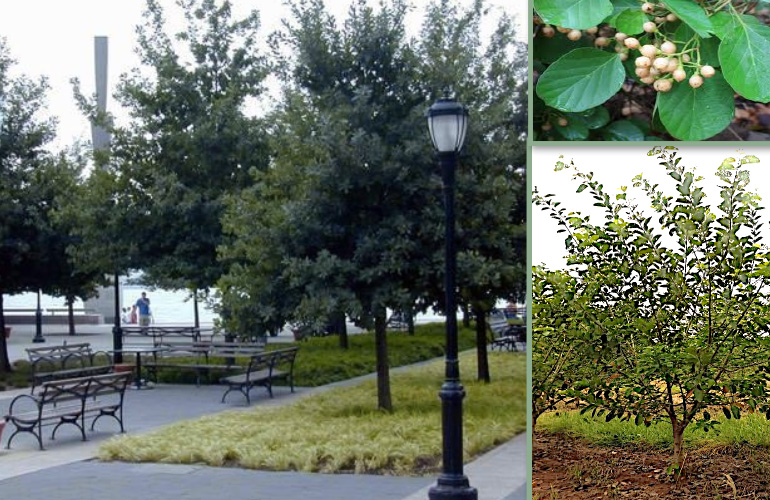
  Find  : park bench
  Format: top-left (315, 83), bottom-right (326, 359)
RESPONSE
top-left (143, 340), bottom-right (267, 386)
top-left (220, 346), bottom-right (299, 404)
top-left (3, 371), bottom-right (132, 450)
top-left (26, 343), bottom-right (113, 391)
top-left (488, 312), bottom-right (526, 352)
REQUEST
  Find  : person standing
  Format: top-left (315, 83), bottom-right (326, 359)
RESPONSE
top-left (135, 292), bottom-right (152, 333)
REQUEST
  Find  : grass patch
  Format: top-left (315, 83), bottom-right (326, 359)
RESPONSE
top-left (538, 410), bottom-right (770, 449)
top-left (99, 351), bottom-right (524, 475)
top-left (158, 322), bottom-right (477, 387)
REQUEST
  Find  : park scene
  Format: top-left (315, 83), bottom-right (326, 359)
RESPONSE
top-left (0, 1), bottom-right (526, 499)
top-left (533, 146), bottom-right (770, 498)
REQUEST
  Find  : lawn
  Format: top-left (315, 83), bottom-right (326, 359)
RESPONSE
top-left (538, 410), bottom-right (770, 449)
top-left (99, 351), bottom-right (524, 475)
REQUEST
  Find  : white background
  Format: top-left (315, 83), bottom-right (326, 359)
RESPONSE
top-left (532, 144), bottom-right (770, 270)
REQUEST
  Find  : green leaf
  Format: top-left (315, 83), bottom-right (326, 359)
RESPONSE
top-left (536, 48), bottom-right (626, 113)
top-left (577, 184), bottom-right (588, 193)
top-left (614, 10), bottom-right (650, 35)
top-left (534, 0), bottom-right (614, 30)
top-left (663, 0), bottom-right (713, 38)
top-left (693, 387), bottom-right (704, 402)
top-left (742, 155), bottom-right (760, 164)
top-left (601, 120), bottom-right (644, 141)
top-left (609, 0), bottom-right (639, 18)
top-left (719, 20), bottom-right (770, 103)
top-left (556, 118), bottom-right (590, 140)
top-left (534, 31), bottom-right (593, 64)
top-left (657, 71), bottom-right (734, 140)
top-left (711, 12), bottom-right (761, 40)
top-left (572, 106), bottom-right (611, 130)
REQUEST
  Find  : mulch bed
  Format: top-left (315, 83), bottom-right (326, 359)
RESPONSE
top-left (534, 432), bottom-right (770, 499)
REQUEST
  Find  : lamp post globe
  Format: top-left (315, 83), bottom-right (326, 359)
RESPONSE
top-left (427, 97), bottom-right (477, 500)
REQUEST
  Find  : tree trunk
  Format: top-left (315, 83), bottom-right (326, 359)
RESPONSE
top-left (335, 311), bottom-right (349, 349)
top-left (461, 303), bottom-right (471, 328)
top-left (671, 420), bottom-right (686, 476)
top-left (406, 308), bottom-right (415, 336)
top-left (67, 296), bottom-right (76, 336)
top-left (374, 309), bottom-right (392, 411)
top-left (473, 306), bottom-right (490, 383)
top-left (0, 293), bottom-right (12, 373)
top-left (193, 290), bottom-right (200, 329)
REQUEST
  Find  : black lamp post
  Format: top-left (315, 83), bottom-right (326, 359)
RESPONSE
top-left (32, 289), bottom-right (45, 343)
top-left (112, 272), bottom-right (123, 363)
top-left (427, 97), bottom-right (476, 500)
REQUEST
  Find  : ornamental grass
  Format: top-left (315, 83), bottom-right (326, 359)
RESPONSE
top-left (99, 351), bottom-right (524, 475)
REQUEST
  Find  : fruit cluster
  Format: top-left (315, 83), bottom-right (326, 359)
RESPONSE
top-left (535, 1), bottom-right (717, 93)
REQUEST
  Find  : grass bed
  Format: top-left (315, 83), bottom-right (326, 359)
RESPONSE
top-left (99, 351), bottom-right (524, 475)
top-left (538, 410), bottom-right (770, 449)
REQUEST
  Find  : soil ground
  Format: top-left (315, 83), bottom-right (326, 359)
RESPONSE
top-left (533, 431), bottom-right (770, 499)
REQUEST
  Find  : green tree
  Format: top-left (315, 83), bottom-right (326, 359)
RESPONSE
top-left (0, 39), bottom-right (57, 372)
top-left (221, 0), bottom-right (526, 408)
top-left (415, 0), bottom-right (527, 382)
top-left (534, 147), bottom-right (770, 474)
top-left (75, 0), bottom-right (270, 325)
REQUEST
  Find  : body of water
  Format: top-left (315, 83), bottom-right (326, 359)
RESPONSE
top-left (2, 287), bottom-right (463, 326)
top-left (3, 286), bottom-right (217, 325)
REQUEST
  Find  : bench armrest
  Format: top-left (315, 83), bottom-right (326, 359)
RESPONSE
top-left (7, 393), bottom-right (41, 416)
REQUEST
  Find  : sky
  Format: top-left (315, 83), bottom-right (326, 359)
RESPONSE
top-left (532, 144), bottom-right (770, 270)
top-left (0, 0), bottom-right (525, 151)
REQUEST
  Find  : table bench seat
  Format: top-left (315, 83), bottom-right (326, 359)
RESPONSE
top-left (143, 341), bottom-right (267, 386)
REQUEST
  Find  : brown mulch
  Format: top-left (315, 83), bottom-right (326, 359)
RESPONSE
top-left (533, 432), bottom-right (770, 499)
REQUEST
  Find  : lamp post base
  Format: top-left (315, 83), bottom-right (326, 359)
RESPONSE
top-left (428, 477), bottom-right (478, 500)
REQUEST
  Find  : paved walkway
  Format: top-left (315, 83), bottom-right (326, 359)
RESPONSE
top-left (0, 326), bottom-right (526, 500)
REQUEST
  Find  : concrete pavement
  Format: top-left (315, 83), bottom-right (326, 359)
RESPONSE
top-left (0, 325), bottom-right (526, 500)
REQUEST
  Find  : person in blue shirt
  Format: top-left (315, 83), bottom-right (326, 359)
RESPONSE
top-left (135, 292), bottom-right (152, 329)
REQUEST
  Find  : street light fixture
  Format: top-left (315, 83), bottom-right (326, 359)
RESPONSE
top-left (426, 97), bottom-right (476, 500)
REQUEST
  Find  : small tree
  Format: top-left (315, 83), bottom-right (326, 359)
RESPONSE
top-left (534, 147), bottom-right (770, 474)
